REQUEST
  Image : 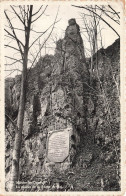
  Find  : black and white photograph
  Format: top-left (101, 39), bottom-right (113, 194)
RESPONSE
top-left (0, 1), bottom-right (125, 194)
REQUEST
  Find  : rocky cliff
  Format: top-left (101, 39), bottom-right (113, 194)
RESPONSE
top-left (5, 19), bottom-right (120, 191)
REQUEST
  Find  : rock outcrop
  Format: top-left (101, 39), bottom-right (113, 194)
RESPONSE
top-left (5, 18), bottom-right (89, 183)
top-left (5, 19), bottom-right (120, 191)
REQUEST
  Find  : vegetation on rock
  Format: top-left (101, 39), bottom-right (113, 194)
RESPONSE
top-left (5, 17), bottom-right (120, 191)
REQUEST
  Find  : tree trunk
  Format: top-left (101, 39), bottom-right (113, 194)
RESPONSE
top-left (9, 59), bottom-right (27, 191)
top-left (9, 6), bottom-right (33, 191)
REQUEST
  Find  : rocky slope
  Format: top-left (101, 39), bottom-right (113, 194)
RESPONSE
top-left (5, 19), bottom-right (120, 191)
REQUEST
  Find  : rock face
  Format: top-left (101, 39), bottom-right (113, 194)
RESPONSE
top-left (5, 19), bottom-right (89, 183)
top-left (5, 19), bottom-right (120, 191)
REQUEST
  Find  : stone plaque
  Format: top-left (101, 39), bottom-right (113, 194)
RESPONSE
top-left (47, 129), bottom-right (69, 163)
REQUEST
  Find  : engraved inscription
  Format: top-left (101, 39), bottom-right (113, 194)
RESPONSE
top-left (47, 129), bottom-right (69, 163)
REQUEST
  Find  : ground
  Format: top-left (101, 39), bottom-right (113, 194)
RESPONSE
top-left (16, 133), bottom-right (120, 192)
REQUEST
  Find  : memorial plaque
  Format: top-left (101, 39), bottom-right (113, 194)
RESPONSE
top-left (47, 129), bottom-right (69, 163)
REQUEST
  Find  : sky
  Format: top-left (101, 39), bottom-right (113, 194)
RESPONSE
top-left (4, 3), bottom-right (121, 78)
top-left (43, 4), bottom-right (120, 46)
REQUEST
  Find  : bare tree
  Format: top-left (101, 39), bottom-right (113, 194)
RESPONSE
top-left (74, 5), bottom-right (120, 85)
top-left (4, 5), bottom-right (58, 191)
top-left (80, 7), bottom-right (100, 72)
top-left (72, 5), bottom-right (120, 37)
top-left (73, 5), bottom-right (120, 178)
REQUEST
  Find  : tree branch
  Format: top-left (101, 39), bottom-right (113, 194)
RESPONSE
top-left (4, 10), bottom-right (24, 58)
top-left (72, 5), bottom-right (120, 37)
top-left (31, 29), bottom-right (45, 33)
top-left (5, 56), bottom-right (22, 63)
top-left (31, 6), bottom-right (48, 23)
top-left (5, 70), bottom-right (15, 78)
top-left (4, 44), bottom-right (20, 52)
top-left (5, 69), bottom-right (22, 72)
top-left (19, 5), bottom-right (24, 21)
top-left (28, 7), bottom-right (60, 75)
top-left (96, 5), bottom-right (120, 25)
top-left (29, 19), bottom-right (60, 50)
top-left (32, 6), bottom-right (43, 16)
top-left (5, 113), bottom-right (17, 129)
top-left (108, 5), bottom-right (120, 19)
top-left (5, 60), bottom-right (22, 66)
top-left (10, 5), bottom-right (25, 25)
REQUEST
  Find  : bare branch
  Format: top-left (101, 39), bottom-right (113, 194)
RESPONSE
top-left (96, 5), bottom-right (120, 25)
top-left (32, 6), bottom-right (43, 16)
top-left (5, 56), bottom-right (22, 63)
top-left (5, 34), bottom-right (15, 41)
top-left (4, 11), bottom-right (24, 56)
top-left (72, 5), bottom-right (120, 37)
top-left (29, 19), bottom-right (60, 49)
top-left (4, 29), bottom-right (16, 39)
top-left (5, 113), bottom-right (17, 129)
top-left (31, 29), bottom-right (45, 33)
top-left (4, 44), bottom-right (20, 52)
top-left (27, 5), bottom-right (30, 21)
top-left (5, 60), bottom-right (22, 66)
top-left (5, 24), bottom-right (25, 32)
top-left (5, 69), bottom-right (22, 72)
top-left (13, 27), bottom-right (25, 32)
top-left (108, 5), bottom-right (120, 19)
top-left (28, 7), bottom-right (60, 74)
top-left (10, 5), bottom-right (25, 25)
top-left (31, 6), bottom-right (48, 23)
top-left (19, 5), bottom-right (24, 21)
top-left (5, 70), bottom-right (16, 78)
